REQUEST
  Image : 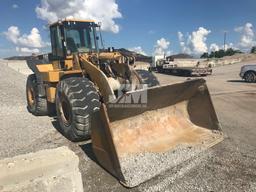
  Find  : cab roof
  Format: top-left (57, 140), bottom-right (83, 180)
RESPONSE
top-left (50, 19), bottom-right (96, 27)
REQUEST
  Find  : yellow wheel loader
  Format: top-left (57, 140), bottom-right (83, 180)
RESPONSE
top-left (26, 19), bottom-right (223, 187)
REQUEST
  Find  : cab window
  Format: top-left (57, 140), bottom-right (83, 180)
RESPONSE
top-left (50, 25), bottom-right (64, 58)
top-left (64, 22), bottom-right (97, 53)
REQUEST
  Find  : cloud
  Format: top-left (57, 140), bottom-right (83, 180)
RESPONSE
top-left (4, 26), bottom-right (45, 48)
top-left (4, 26), bottom-right (20, 44)
top-left (178, 31), bottom-right (191, 54)
top-left (235, 22), bottom-right (256, 49)
top-left (209, 43), bottom-right (220, 52)
top-left (16, 47), bottom-right (40, 54)
top-left (177, 31), bottom-right (183, 41)
top-left (129, 46), bottom-right (147, 55)
top-left (234, 26), bottom-right (243, 32)
top-left (190, 27), bottom-right (211, 54)
top-left (12, 4), bottom-right (19, 9)
top-left (208, 42), bottom-right (237, 53)
top-left (226, 43), bottom-right (238, 50)
top-left (154, 38), bottom-right (170, 55)
top-left (35, 0), bottom-right (122, 33)
top-left (4, 26), bottom-right (49, 55)
top-left (178, 27), bottom-right (211, 55)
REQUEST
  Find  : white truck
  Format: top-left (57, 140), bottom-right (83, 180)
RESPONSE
top-left (151, 56), bottom-right (212, 76)
top-left (240, 64), bottom-right (256, 82)
top-left (149, 55), bottom-right (165, 71)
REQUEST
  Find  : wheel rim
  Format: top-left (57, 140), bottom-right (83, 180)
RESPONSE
top-left (27, 87), bottom-right (35, 107)
top-left (246, 73), bottom-right (254, 82)
top-left (59, 94), bottom-right (72, 126)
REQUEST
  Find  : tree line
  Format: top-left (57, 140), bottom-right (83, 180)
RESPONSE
top-left (201, 46), bottom-right (256, 59)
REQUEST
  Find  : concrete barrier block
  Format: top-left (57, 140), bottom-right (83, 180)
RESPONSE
top-left (0, 147), bottom-right (83, 192)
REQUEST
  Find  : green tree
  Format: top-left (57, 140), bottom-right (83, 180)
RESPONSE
top-left (251, 46), bottom-right (256, 54)
top-left (200, 52), bottom-right (209, 58)
top-left (200, 48), bottom-right (243, 59)
top-left (226, 48), bottom-right (234, 56)
top-left (215, 49), bottom-right (225, 58)
top-left (209, 51), bottom-right (217, 58)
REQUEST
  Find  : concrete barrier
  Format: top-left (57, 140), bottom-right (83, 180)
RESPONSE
top-left (0, 147), bottom-right (83, 192)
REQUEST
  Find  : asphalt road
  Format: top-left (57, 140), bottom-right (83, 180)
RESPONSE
top-left (0, 60), bottom-right (255, 192)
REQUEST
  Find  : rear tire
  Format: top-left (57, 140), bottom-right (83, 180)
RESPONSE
top-left (56, 77), bottom-right (101, 141)
top-left (26, 74), bottom-right (48, 116)
top-left (244, 71), bottom-right (256, 83)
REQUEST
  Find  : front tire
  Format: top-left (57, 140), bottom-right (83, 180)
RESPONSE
top-left (244, 71), bottom-right (256, 83)
top-left (56, 77), bottom-right (101, 141)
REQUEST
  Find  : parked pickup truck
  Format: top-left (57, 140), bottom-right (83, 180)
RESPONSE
top-left (240, 64), bottom-right (256, 83)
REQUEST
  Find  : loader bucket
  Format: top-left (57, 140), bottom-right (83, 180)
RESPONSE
top-left (91, 78), bottom-right (223, 187)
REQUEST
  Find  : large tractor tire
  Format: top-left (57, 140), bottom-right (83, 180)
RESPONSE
top-left (26, 74), bottom-right (49, 116)
top-left (56, 77), bottom-right (101, 141)
top-left (244, 71), bottom-right (256, 83)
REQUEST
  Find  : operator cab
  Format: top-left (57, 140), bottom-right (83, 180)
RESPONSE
top-left (49, 19), bottom-right (99, 60)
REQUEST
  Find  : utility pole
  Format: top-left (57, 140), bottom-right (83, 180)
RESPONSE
top-left (223, 31), bottom-right (227, 51)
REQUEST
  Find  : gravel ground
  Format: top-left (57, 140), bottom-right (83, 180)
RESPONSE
top-left (0, 62), bottom-right (54, 158)
top-left (0, 60), bottom-right (256, 191)
top-left (120, 145), bottom-right (209, 187)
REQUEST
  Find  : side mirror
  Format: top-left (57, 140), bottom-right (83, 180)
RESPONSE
top-left (96, 36), bottom-right (99, 40)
